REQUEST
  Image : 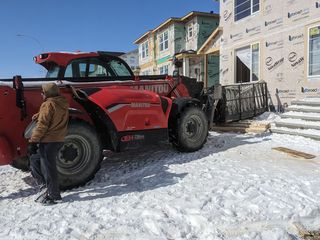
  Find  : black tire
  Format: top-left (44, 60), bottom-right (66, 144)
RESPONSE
top-left (56, 121), bottom-right (103, 190)
top-left (173, 107), bottom-right (208, 152)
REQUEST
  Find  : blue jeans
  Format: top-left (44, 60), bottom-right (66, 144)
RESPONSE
top-left (29, 142), bottom-right (63, 200)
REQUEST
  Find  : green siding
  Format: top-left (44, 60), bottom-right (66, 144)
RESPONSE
top-left (207, 55), bottom-right (220, 87)
top-left (197, 16), bottom-right (219, 50)
top-left (174, 24), bottom-right (185, 53)
top-left (157, 55), bottom-right (171, 65)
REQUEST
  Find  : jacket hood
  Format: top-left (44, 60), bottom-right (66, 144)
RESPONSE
top-left (42, 82), bottom-right (60, 98)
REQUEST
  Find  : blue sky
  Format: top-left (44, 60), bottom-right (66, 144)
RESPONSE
top-left (0, 0), bottom-right (219, 78)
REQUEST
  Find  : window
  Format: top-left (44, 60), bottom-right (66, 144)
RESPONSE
top-left (46, 64), bottom-right (60, 78)
top-left (188, 25), bottom-right (193, 38)
top-left (88, 62), bottom-right (109, 77)
top-left (235, 0), bottom-right (260, 21)
top-left (159, 31), bottom-right (169, 52)
top-left (109, 59), bottom-right (132, 76)
top-left (64, 57), bottom-right (132, 79)
top-left (140, 41), bottom-right (149, 59)
top-left (79, 63), bottom-right (87, 77)
top-left (64, 64), bottom-right (73, 78)
top-left (64, 59), bottom-right (89, 78)
top-left (251, 43), bottom-right (259, 81)
top-left (235, 43), bottom-right (260, 83)
top-left (308, 25), bottom-right (320, 77)
top-left (159, 65), bottom-right (169, 75)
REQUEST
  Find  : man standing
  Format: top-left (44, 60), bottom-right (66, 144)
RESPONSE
top-left (28, 82), bottom-right (69, 205)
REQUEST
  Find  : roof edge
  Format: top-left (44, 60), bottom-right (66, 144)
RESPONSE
top-left (152, 17), bottom-right (181, 33)
top-left (134, 30), bottom-right (152, 44)
top-left (134, 11), bottom-right (220, 45)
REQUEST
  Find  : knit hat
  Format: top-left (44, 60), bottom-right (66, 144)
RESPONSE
top-left (42, 82), bottom-right (60, 98)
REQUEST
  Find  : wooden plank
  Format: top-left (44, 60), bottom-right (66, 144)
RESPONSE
top-left (272, 147), bottom-right (316, 159)
top-left (217, 122), bottom-right (270, 128)
top-left (211, 126), bottom-right (246, 133)
top-left (211, 126), bottom-right (269, 133)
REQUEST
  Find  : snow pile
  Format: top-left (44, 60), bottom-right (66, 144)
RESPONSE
top-left (1, 132), bottom-right (320, 240)
top-left (253, 112), bottom-right (281, 124)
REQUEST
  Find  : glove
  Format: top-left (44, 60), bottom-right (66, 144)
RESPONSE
top-left (27, 142), bottom-right (38, 155)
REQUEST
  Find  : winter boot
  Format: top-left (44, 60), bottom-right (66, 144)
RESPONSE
top-left (34, 185), bottom-right (47, 203)
top-left (40, 195), bottom-right (57, 206)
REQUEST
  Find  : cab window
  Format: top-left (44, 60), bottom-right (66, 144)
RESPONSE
top-left (64, 59), bottom-right (90, 78)
top-left (88, 58), bottom-right (113, 77)
top-left (46, 64), bottom-right (60, 78)
top-left (79, 62), bottom-right (86, 77)
top-left (63, 57), bottom-right (132, 79)
top-left (109, 59), bottom-right (132, 76)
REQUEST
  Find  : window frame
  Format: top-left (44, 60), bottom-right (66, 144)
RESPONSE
top-left (159, 30), bottom-right (169, 52)
top-left (188, 25), bottom-right (193, 39)
top-left (140, 40), bottom-right (149, 60)
top-left (307, 24), bottom-right (320, 78)
top-left (251, 42), bottom-right (260, 82)
top-left (159, 64), bottom-right (169, 75)
top-left (234, 0), bottom-right (260, 22)
top-left (234, 42), bottom-right (260, 83)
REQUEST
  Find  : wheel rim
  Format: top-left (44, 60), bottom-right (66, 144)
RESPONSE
top-left (183, 114), bottom-right (203, 142)
top-left (56, 134), bottom-right (91, 175)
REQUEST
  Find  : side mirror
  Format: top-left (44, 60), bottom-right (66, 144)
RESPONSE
top-left (13, 75), bottom-right (27, 120)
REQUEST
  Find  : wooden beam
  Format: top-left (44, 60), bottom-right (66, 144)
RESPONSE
top-left (272, 147), bottom-right (316, 159)
top-left (205, 47), bottom-right (220, 55)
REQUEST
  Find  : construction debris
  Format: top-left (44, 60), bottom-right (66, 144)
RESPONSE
top-left (293, 222), bottom-right (320, 240)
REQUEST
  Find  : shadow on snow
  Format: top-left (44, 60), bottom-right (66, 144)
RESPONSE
top-left (62, 132), bottom-right (272, 202)
top-left (1, 132), bottom-right (272, 202)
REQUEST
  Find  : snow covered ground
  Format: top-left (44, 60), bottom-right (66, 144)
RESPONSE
top-left (1, 128), bottom-right (320, 239)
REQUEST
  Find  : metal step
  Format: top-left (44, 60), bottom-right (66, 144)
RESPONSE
top-left (270, 127), bottom-right (320, 140)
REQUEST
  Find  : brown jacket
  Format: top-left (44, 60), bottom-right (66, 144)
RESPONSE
top-left (30, 95), bottom-right (69, 143)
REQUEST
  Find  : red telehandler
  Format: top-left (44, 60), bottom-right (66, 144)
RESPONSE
top-left (0, 51), bottom-right (209, 189)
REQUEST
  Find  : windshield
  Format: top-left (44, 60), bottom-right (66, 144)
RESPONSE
top-left (46, 64), bottom-right (60, 78)
top-left (63, 57), bottom-right (133, 78)
top-left (108, 59), bottom-right (132, 76)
